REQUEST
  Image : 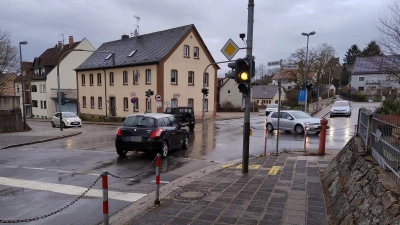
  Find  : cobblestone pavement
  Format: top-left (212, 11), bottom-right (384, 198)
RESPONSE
top-left (127, 152), bottom-right (330, 225)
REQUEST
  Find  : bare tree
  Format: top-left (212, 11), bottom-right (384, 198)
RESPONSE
top-left (255, 63), bottom-right (267, 81)
top-left (376, 2), bottom-right (400, 79)
top-left (0, 28), bottom-right (19, 75)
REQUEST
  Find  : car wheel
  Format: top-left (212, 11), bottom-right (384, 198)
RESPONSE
top-left (116, 148), bottom-right (128, 156)
top-left (182, 135), bottom-right (189, 149)
top-left (295, 124), bottom-right (304, 134)
top-left (51, 121), bottom-right (56, 128)
top-left (62, 122), bottom-right (67, 128)
top-left (161, 141), bottom-right (169, 158)
top-left (266, 123), bottom-right (274, 132)
top-left (78, 125), bottom-right (82, 127)
top-left (188, 124), bottom-right (195, 130)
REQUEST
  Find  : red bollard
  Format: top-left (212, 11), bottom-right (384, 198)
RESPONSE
top-left (154, 154), bottom-right (161, 206)
top-left (318, 118), bottom-right (329, 156)
top-left (101, 171), bottom-right (109, 225)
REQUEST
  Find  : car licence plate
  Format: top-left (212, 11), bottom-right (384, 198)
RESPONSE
top-left (129, 136), bottom-right (142, 142)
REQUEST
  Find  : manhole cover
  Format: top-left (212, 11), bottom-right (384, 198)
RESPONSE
top-left (173, 189), bottom-right (211, 201)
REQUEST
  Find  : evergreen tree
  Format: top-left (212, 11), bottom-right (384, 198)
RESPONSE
top-left (360, 40), bottom-right (384, 57)
top-left (343, 44), bottom-right (361, 65)
top-left (340, 66), bottom-right (351, 86)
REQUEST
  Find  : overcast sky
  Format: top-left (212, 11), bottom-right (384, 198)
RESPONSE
top-left (1, 0), bottom-right (395, 77)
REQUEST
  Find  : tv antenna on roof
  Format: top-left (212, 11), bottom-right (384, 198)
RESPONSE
top-left (58, 27), bottom-right (65, 49)
top-left (132, 15), bottom-right (140, 37)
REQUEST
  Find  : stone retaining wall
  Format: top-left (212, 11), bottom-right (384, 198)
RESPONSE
top-left (0, 110), bottom-right (24, 133)
top-left (322, 137), bottom-right (400, 224)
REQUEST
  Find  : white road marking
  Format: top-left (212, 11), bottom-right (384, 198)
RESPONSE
top-left (0, 177), bottom-right (146, 202)
top-left (1, 165), bottom-right (100, 176)
top-left (150, 180), bottom-right (170, 184)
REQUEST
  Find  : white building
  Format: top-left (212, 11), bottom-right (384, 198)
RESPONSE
top-left (31, 36), bottom-right (95, 118)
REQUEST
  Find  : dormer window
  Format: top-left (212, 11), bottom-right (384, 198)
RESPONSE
top-left (183, 45), bottom-right (189, 57)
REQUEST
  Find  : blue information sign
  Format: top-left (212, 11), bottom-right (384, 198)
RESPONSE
top-left (131, 98), bottom-right (136, 103)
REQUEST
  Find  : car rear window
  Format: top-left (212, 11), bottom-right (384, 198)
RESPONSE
top-left (123, 116), bottom-right (157, 128)
top-left (333, 101), bottom-right (349, 106)
top-left (267, 104), bottom-right (278, 108)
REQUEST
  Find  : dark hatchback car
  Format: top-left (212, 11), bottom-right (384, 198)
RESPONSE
top-left (115, 113), bottom-right (189, 158)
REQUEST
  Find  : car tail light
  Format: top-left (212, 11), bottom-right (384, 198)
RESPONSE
top-left (151, 128), bottom-right (163, 138)
top-left (117, 128), bottom-right (121, 136)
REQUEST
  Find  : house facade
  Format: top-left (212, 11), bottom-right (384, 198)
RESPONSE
top-left (75, 24), bottom-right (219, 120)
top-left (252, 85), bottom-right (286, 105)
top-left (218, 77), bottom-right (242, 108)
top-left (31, 36), bottom-right (95, 118)
top-left (350, 56), bottom-right (400, 95)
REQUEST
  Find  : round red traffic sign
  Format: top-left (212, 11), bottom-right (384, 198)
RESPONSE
top-left (155, 94), bottom-right (162, 101)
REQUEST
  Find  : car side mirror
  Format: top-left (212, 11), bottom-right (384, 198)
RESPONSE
top-left (330, 106), bottom-right (332, 107)
top-left (287, 117), bottom-right (293, 120)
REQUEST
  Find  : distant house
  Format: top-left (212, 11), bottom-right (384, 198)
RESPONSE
top-left (0, 73), bottom-right (17, 96)
top-left (350, 56), bottom-right (400, 95)
top-left (30, 36), bottom-right (95, 119)
top-left (252, 85), bottom-right (286, 105)
top-left (75, 24), bottom-right (219, 120)
top-left (14, 61), bottom-right (35, 117)
top-left (218, 77), bottom-right (242, 108)
top-left (271, 70), bottom-right (314, 90)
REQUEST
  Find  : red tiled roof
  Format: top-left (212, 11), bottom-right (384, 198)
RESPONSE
top-left (38, 42), bottom-right (81, 66)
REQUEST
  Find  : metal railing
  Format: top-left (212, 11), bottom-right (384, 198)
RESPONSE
top-left (358, 108), bottom-right (400, 185)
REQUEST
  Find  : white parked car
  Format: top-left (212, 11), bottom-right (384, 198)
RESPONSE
top-left (52, 112), bottom-right (82, 128)
top-left (330, 100), bottom-right (352, 117)
top-left (266, 110), bottom-right (321, 134)
top-left (265, 104), bottom-right (279, 116)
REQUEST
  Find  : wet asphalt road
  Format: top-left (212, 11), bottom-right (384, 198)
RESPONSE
top-left (0, 101), bottom-right (380, 224)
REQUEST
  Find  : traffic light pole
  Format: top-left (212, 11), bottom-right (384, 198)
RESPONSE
top-left (242, 0), bottom-right (254, 174)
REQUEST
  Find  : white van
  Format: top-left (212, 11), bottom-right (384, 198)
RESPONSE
top-left (265, 104), bottom-right (279, 116)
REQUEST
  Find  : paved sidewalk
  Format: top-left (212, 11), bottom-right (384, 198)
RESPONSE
top-left (0, 129), bottom-right (82, 149)
top-left (125, 152), bottom-right (331, 225)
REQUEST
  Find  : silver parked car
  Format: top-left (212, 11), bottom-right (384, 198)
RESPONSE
top-left (330, 100), bottom-right (352, 117)
top-left (52, 112), bottom-right (82, 128)
top-left (266, 110), bottom-right (321, 134)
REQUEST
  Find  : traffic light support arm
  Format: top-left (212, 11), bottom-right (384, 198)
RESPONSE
top-left (202, 60), bottom-right (234, 124)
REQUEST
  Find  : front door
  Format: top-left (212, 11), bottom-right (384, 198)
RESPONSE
top-left (110, 97), bottom-right (116, 116)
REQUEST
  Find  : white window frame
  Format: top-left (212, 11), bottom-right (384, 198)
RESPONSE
top-left (81, 74), bottom-right (86, 85)
top-left (171, 70), bottom-right (178, 84)
top-left (91, 97), bottom-right (95, 108)
top-left (204, 73), bottom-right (209, 86)
top-left (43, 84), bottom-right (46, 93)
top-left (194, 47), bottom-right (199, 58)
top-left (146, 69), bottom-right (151, 84)
top-left (83, 96), bottom-right (87, 108)
top-left (358, 76), bottom-right (365, 81)
top-left (97, 73), bottom-right (102, 86)
top-left (123, 71), bottom-right (128, 84)
top-left (171, 98), bottom-right (178, 107)
top-left (188, 98), bottom-right (194, 107)
top-left (123, 97), bottom-right (129, 110)
top-left (184, 45), bottom-right (189, 57)
top-left (109, 72), bottom-right (114, 85)
top-left (98, 97), bottom-right (102, 109)
top-left (188, 71), bottom-right (194, 85)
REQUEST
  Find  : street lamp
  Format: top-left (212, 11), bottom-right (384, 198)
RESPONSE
top-left (57, 49), bottom-right (114, 131)
top-left (19, 41), bottom-right (28, 130)
top-left (301, 31), bottom-right (315, 113)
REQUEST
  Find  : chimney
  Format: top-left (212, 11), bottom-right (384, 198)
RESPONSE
top-left (121, 34), bottom-right (129, 40)
top-left (58, 41), bottom-right (62, 49)
top-left (69, 36), bottom-right (73, 47)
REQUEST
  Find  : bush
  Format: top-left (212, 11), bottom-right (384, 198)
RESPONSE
top-left (219, 101), bottom-right (242, 112)
top-left (375, 95), bottom-right (400, 114)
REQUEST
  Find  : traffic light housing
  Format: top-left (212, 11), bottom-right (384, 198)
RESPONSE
top-left (145, 89), bottom-right (154, 98)
top-left (226, 58), bottom-right (251, 84)
top-left (306, 83), bottom-right (314, 91)
top-left (61, 92), bottom-right (69, 105)
top-left (201, 88), bottom-right (209, 97)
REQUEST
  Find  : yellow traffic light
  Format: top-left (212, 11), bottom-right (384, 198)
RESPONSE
top-left (238, 72), bottom-right (249, 81)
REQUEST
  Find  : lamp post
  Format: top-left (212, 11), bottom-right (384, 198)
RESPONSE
top-left (19, 41), bottom-right (28, 130)
top-left (328, 68), bottom-right (331, 99)
top-left (57, 49), bottom-right (114, 131)
top-left (301, 31), bottom-right (315, 113)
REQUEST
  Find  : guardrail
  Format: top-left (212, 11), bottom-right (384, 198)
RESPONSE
top-left (357, 108), bottom-right (400, 185)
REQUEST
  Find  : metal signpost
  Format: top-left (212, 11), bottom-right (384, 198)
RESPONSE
top-left (267, 60), bottom-right (282, 155)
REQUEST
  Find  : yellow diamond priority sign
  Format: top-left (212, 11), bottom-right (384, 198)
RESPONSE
top-left (221, 38), bottom-right (239, 61)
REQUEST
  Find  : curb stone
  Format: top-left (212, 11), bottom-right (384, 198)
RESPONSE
top-left (0, 131), bottom-right (82, 149)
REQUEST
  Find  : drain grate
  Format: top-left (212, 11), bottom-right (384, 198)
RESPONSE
top-left (173, 189), bottom-right (211, 201)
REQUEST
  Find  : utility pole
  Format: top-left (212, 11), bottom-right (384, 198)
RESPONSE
top-left (275, 59), bottom-right (282, 156)
top-left (328, 68), bottom-right (331, 99)
top-left (242, 0), bottom-right (254, 173)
